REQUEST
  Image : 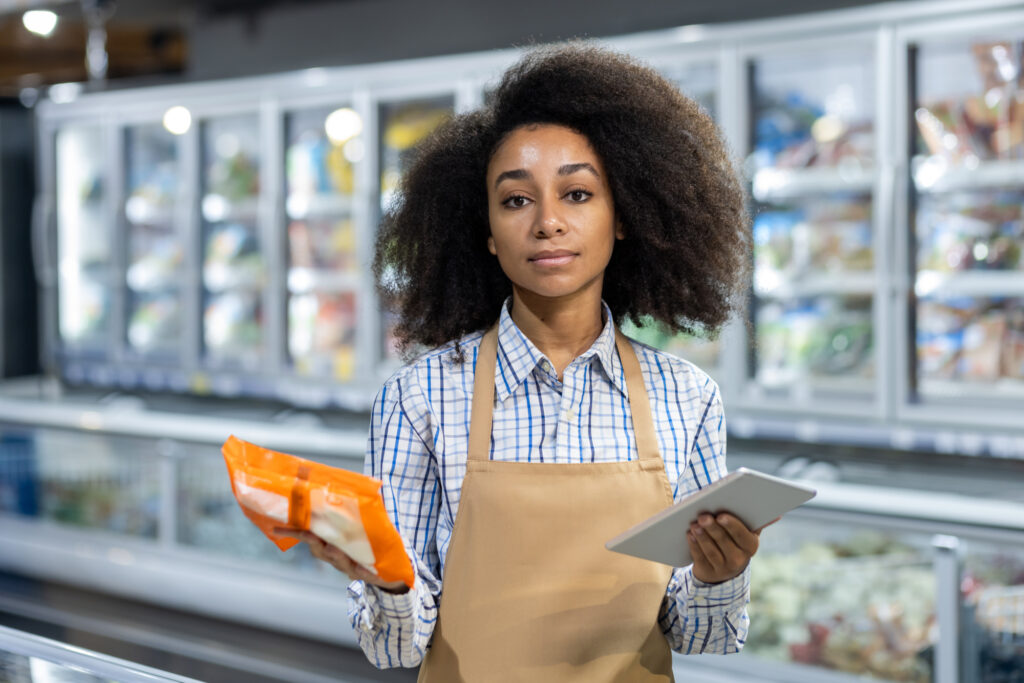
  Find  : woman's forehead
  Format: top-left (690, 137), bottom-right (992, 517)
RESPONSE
top-left (488, 124), bottom-right (602, 177)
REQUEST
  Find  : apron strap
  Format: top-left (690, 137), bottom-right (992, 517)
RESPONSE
top-left (468, 325), bottom-right (499, 461)
top-left (614, 329), bottom-right (661, 462)
top-left (467, 323), bottom-right (661, 463)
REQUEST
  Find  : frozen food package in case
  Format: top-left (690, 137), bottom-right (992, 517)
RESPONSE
top-left (221, 436), bottom-right (414, 587)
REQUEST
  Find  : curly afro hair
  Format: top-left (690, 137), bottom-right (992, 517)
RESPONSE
top-left (374, 42), bottom-right (751, 358)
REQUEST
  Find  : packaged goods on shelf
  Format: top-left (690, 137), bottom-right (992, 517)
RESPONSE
top-left (203, 224), bottom-right (264, 292)
top-left (754, 201), bottom-right (873, 280)
top-left (203, 291), bottom-right (262, 356)
top-left (620, 318), bottom-right (720, 371)
top-left (128, 294), bottom-right (181, 353)
top-left (749, 529), bottom-right (934, 683)
top-left (207, 150), bottom-right (259, 201)
top-left (917, 192), bottom-right (1024, 272)
top-left (756, 297), bottom-right (874, 384)
top-left (287, 219), bottom-right (357, 271)
top-left (127, 234), bottom-right (183, 292)
top-left (288, 292), bottom-right (357, 380)
top-left (917, 298), bottom-right (1024, 382)
top-left (286, 131), bottom-right (355, 196)
top-left (753, 90), bottom-right (873, 171)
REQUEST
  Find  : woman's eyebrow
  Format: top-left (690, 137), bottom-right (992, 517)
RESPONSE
top-left (558, 162), bottom-right (599, 178)
top-left (494, 169), bottom-right (531, 189)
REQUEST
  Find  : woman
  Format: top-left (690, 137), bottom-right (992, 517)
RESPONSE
top-left (287, 44), bottom-right (757, 681)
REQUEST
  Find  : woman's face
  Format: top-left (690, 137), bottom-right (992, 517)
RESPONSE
top-left (486, 124), bottom-right (622, 303)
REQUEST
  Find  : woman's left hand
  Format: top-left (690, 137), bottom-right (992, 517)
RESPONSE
top-left (687, 513), bottom-right (776, 584)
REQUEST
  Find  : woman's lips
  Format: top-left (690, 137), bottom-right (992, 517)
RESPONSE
top-left (529, 251), bottom-right (577, 267)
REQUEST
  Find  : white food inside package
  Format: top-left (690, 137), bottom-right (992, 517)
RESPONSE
top-left (309, 488), bottom-right (378, 572)
top-left (234, 476), bottom-right (289, 523)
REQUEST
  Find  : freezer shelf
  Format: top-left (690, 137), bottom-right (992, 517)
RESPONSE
top-left (745, 517), bottom-right (935, 682)
top-left (55, 124), bottom-right (111, 351)
top-left (200, 115), bottom-right (264, 369)
top-left (915, 297), bottom-right (1024, 399)
top-left (0, 426), bottom-right (159, 538)
top-left (124, 123), bottom-right (185, 359)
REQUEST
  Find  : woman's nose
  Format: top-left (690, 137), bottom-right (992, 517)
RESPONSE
top-left (533, 200), bottom-right (566, 237)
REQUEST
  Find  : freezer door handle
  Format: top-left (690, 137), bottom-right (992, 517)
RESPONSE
top-left (30, 193), bottom-right (55, 288)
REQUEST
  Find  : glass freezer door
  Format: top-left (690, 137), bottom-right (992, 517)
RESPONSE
top-left (199, 114), bottom-right (265, 370)
top-left (746, 45), bottom-right (876, 404)
top-left (123, 123), bottom-right (185, 362)
top-left (55, 124), bottom-right (112, 354)
top-left (377, 95), bottom-right (454, 365)
top-left (911, 35), bottom-right (1024, 407)
top-left (285, 106), bottom-right (362, 383)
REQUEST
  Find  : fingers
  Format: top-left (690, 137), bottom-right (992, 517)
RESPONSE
top-left (688, 513), bottom-right (759, 583)
top-left (714, 513), bottom-right (761, 556)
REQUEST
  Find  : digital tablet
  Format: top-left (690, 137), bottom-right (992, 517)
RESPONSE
top-left (605, 467), bottom-right (816, 567)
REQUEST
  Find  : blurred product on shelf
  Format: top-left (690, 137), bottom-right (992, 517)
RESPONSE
top-left (0, 429), bottom-right (159, 538)
top-left (378, 98), bottom-right (452, 211)
top-left (288, 219), bottom-right (357, 272)
top-left (289, 292), bottom-right (356, 380)
top-left (754, 199), bottom-right (873, 279)
top-left (203, 223), bottom-right (264, 291)
top-left (748, 526), bottom-right (934, 683)
top-left (756, 297), bottom-right (874, 385)
top-left (203, 291), bottom-right (263, 360)
top-left (962, 549), bottom-right (1024, 681)
top-left (753, 90), bottom-right (873, 171)
top-left (128, 233), bottom-right (183, 292)
top-left (916, 40), bottom-right (1024, 163)
top-left (128, 294), bottom-right (181, 354)
top-left (287, 129), bottom-right (355, 197)
top-left (917, 298), bottom-right (1024, 382)
top-left (917, 192), bottom-right (1024, 272)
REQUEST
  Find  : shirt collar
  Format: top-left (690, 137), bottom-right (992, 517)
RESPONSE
top-left (493, 297), bottom-right (627, 402)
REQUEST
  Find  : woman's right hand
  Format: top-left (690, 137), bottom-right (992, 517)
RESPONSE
top-left (273, 528), bottom-right (410, 594)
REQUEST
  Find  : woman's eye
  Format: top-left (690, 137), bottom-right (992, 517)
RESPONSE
top-left (567, 190), bottom-right (591, 202)
top-left (503, 195), bottom-right (529, 208)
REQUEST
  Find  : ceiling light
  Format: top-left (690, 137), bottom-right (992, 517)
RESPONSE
top-left (23, 10), bottom-right (58, 37)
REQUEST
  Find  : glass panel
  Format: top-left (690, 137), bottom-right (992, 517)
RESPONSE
top-left (916, 297), bottom-right (1024, 401)
top-left (378, 96), bottom-right (454, 364)
top-left (754, 295), bottom-right (874, 396)
top-left (285, 106), bottom-right (363, 381)
top-left (177, 448), bottom-right (356, 577)
top-left (0, 426), bottom-right (159, 538)
top-left (200, 115), bottom-right (264, 369)
top-left (56, 124), bottom-right (111, 351)
top-left (914, 37), bottom-right (1024, 170)
top-left (124, 123), bottom-right (184, 360)
top-left (748, 46), bottom-right (875, 401)
top-left (963, 541), bottom-right (1024, 682)
top-left (745, 517), bottom-right (935, 682)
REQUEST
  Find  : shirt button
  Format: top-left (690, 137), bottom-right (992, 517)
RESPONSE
top-left (566, 409), bottom-right (575, 420)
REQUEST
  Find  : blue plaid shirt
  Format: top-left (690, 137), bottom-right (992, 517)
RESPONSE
top-left (348, 300), bottom-right (750, 668)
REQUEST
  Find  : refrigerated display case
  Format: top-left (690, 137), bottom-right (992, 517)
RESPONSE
top-left (908, 23), bottom-right (1024, 415)
top-left (743, 39), bottom-right (878, 409)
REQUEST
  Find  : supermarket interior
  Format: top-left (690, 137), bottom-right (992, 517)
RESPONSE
top-left (2, 0), bottom-right (1024, 681)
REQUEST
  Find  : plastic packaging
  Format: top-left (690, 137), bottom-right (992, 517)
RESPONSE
top-left (221, 435), bottom-right (414, 588)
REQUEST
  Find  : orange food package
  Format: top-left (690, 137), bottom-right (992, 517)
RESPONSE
top-left (221, 435), bottom-right (414, 588)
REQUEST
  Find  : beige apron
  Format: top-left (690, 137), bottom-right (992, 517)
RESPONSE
top-left (417, 325), bottom-right (676, 683)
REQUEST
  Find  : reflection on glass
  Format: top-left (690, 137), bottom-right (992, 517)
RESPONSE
top-left (378, 96), bottom-right (454, 362)
top-left (286, 107), bottom-right (362, 379)
top-left (201, 115), bottom-right (264, 367)
top-left (755, 296), bottom-right (874, 389)
top-left (751, 48), bottom-right (874, 173)
top-left (746, 518), bottom-right (934, 682)
top-left (917, 297), bottom-right (1024, 395)
top-left (915, 38), bottom-right (1024, 168)
top-left (0, 428), bottom-right (158, 537)
top-left (177, 452), bottom-right (356, 575)
top-left (963, 543), bottom-right (1024, 681)
top-left (56, 124), bottom-right (110, 349)
top-left (125, 123), bottom-right (183, 358)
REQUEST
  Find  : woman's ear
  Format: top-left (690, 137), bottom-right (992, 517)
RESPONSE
top-left (615, 220), bottom-right (625, 240)
top-left (487, 235), bottom-right (497, 255)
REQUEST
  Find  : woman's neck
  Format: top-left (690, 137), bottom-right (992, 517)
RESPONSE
top-left (509, 287), bottom-right (605, 380)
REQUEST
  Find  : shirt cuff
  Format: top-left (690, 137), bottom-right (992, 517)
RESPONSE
top-left (687, 565), bottom-right (750, 612)
top-left (362, 580), bottom-right (417, 619)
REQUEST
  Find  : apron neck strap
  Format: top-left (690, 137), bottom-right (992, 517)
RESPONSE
top-left (468, 324), bottom-right (661, 463)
